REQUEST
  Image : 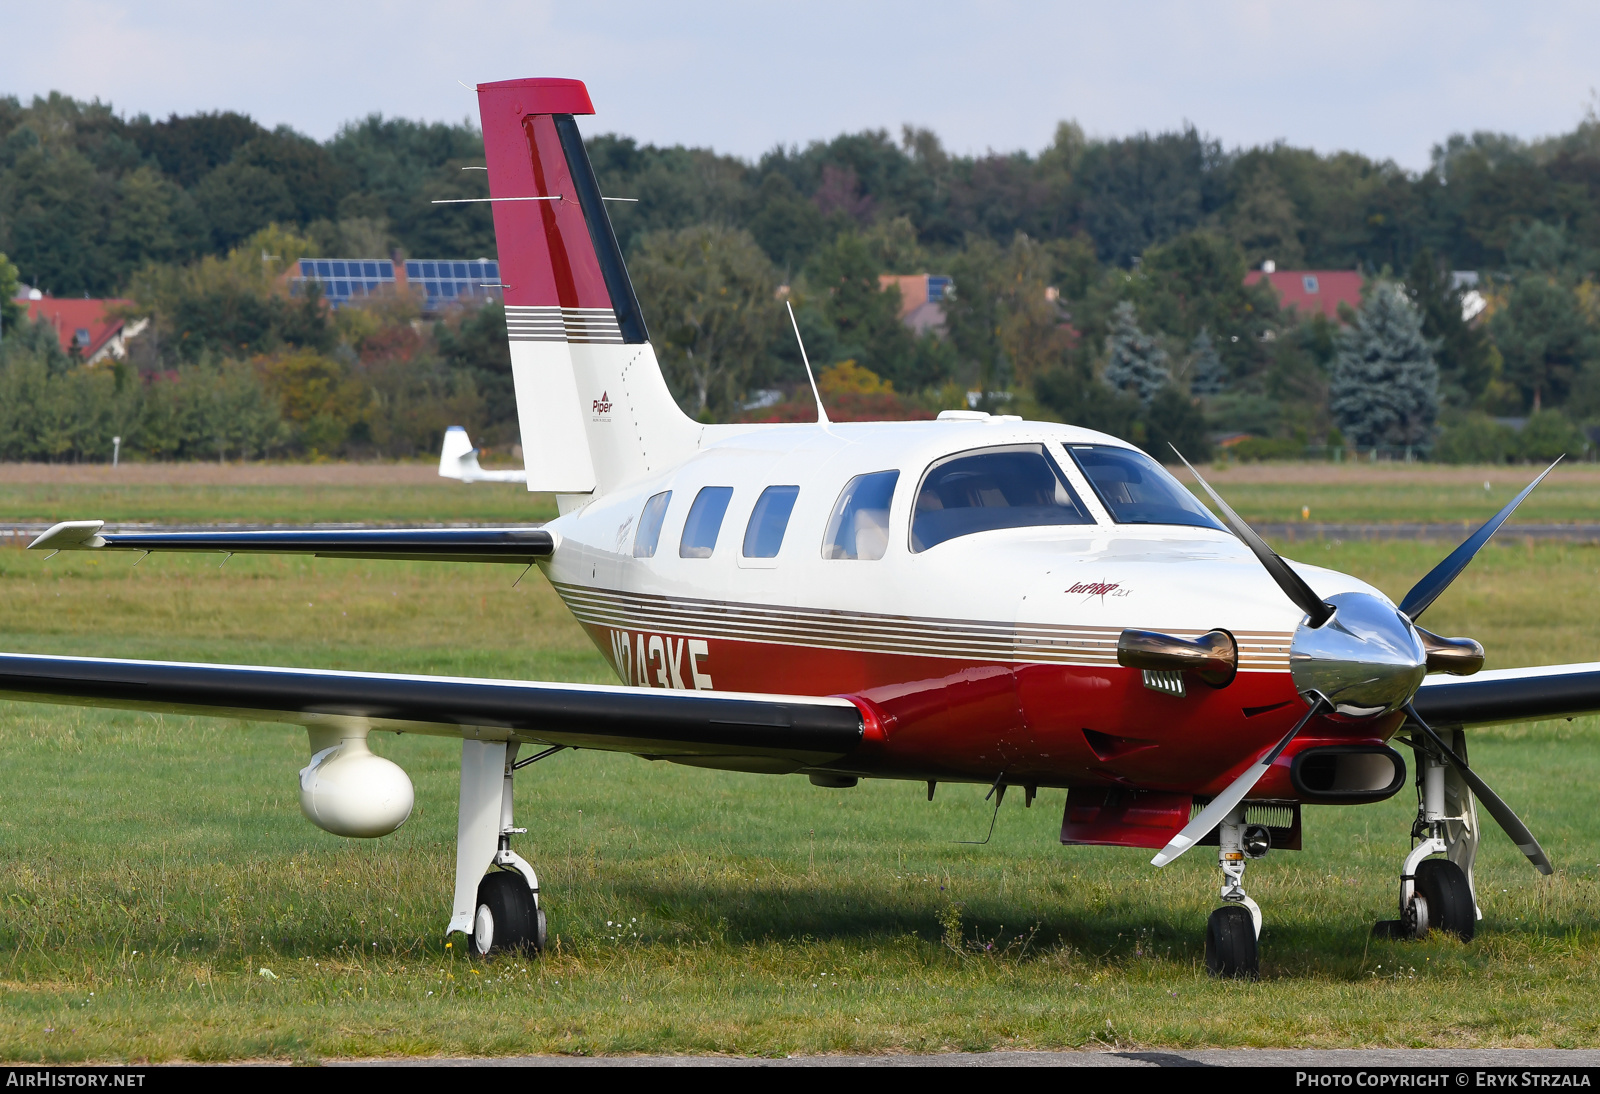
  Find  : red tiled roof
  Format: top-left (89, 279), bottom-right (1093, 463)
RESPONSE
top-left (1243, 270), bottom-right (1363, 321)
top-left (24, 297), bottom-right (131, 359)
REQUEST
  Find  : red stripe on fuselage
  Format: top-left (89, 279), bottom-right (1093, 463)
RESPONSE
top-left (576, 619), bottom-right (1389, 793)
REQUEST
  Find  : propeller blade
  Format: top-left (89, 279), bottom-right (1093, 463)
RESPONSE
top-left (1152, 697), bottom-right (1328, 867)
top-left (1398, 459), bottom-right (1561, 622)
top-left (1170, 446), bottom-right (1334, 627)
top-left (1405, 703), bottom-right (1552, 875)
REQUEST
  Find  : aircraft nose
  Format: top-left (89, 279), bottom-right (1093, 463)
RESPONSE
top-left (1288, 591), bottom-right (1427, 718)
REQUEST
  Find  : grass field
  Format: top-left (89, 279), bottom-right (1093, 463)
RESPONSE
top-left (0, 464), bottom-right (549, 526)
top-left (3, 459), bottom-right (1600, 527)
top-left (2, 471), bottom-right (1600, 1060)
top-left (1179, 462), bottom-right (1600, 525)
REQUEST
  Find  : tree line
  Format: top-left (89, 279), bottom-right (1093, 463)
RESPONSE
top-left (4, 91), bottom-right (1600, 462)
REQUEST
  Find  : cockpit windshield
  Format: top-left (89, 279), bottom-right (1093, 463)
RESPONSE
top-left (911, 445), bottom-right (1093, 552)
top-left (1065, 445), bottom-right (1224, 530)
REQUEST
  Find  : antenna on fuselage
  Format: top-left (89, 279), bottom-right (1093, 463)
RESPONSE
top-left (786, 300), bottom-right (830, 426)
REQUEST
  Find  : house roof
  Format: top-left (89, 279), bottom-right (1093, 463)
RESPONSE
top-left (1243, 269), bottom-right (1363, 321)
top-left (24, 298), bottom-right (131, 359)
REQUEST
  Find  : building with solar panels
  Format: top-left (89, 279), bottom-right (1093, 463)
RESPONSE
top-left (289, 258), bottom-right (501, 312)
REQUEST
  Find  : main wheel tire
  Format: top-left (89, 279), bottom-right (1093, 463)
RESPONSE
top-left (1204, 904), bottom-right (1259, 979)
top-left (1414, 858), bottom-right (1475, 941)
top-left (468, 870), bottom-right (544, 956)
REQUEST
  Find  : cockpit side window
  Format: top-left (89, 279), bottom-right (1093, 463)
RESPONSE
top-left (633, 490), bottom-right (672, 558)
top-left (910, 444), bottom-right (1092, 552)
top-left (743, 485), bottom-right (800, 558)
top-left (1065, 445), bottom-right (1225, 530)
top-left (822, 470), bottom-right (899, 560)
top-left (680, 486), bottom-right (734, 558)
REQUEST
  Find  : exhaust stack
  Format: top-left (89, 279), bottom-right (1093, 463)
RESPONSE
top-left (1117, 629), bottom-right (1237, 688)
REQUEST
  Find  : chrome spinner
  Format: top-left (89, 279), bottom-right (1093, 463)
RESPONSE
top-left (1288, 591), bottom-right (1427, 718)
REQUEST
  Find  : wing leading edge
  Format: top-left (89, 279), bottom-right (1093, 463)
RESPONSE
top-left (0, 653), bottom-right (863, 768)
top-left (1413, 662), bottom-right (1600, 727)
top-left (28, 521), bottom-right (553, 565)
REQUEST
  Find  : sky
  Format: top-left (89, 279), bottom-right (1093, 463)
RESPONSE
top-left (8, 1), bottom-right (1600, 172)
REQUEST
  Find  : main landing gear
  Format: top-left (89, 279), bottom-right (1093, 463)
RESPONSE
top-left (1374, 728), bottom-right (1479, 941)
top-left (451, 740), bottom-right (547, 957)
top-left (1205, 806), bottom-right (1270, 979)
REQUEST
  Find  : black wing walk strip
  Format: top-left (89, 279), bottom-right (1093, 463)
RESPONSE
top-left (0, 653), bottom-right (863, 764)
top-left (28, 521), bottom-right (555, 565)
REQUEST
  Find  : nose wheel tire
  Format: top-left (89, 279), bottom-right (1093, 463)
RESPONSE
top-left (468, 870), bottom-right (546, 956)
top-left (1204, 904), bottom-right (1259, 979)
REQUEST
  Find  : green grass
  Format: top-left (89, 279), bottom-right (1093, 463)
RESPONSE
top-left (1, 461), bottom-right (1595, 527)
top-left (1197, 470), bottom-right (1600, 526)
top-left (0, 482), bottom-right (550, 525)
top-left (2, 525), bottom-right (1600, 1058)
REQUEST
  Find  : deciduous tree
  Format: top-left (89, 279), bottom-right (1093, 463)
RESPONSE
top-left (631, 224), bottom-right (780, 416)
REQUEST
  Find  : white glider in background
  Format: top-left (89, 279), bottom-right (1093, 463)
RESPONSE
top-left (438, 425), bottom-right (527, 484)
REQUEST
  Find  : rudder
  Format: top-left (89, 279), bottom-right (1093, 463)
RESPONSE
top-left (475, 78), bottom-right (699, 502)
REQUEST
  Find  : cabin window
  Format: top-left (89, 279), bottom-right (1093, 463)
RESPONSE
top-left (633, 490), bottom-right (672, 558)
top-left (680, 486), bottom-right (734, 558)
top-left (1066, 445), bottom-right (1225, 531)
top-left (910, 445), bottom-right (1092, 552)
top-left (822, 471), bottom-right (899, 560)
top-left (743, 485), bottom-right (800, 558)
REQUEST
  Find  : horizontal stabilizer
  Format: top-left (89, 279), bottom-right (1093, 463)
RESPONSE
top-left (28, 522), bottom-right (554, 565)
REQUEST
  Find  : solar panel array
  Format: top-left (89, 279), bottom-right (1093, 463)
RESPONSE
top-left (404, 260), bottom-right (501, 309)
top-left (290, 258), bottom-right (501, 311)
top-left (292, 259), bottom-right (396, 304)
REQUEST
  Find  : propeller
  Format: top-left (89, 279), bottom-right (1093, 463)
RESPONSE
top-left (1170, 447), bottom-right (1334, 627)
top-left (1397, 459), bottom-right (1561, 622)
top-left (1405, 702), bottom-right (1552, 875)
top-left (1154, 449), bottom-right (1562, 874)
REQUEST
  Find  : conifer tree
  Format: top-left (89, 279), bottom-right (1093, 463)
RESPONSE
top-left (1188, 327), bottom-right (1226, 395)
top-left (1102, 301), bottom-right (1169, 406)
top-left (1329, 284), bottom-right (1439, 447)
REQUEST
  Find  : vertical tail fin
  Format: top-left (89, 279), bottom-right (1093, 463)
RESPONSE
top-left (438, 425), bottom-right (480, 481)
top-left (476, 78), bottom-right (698, 500)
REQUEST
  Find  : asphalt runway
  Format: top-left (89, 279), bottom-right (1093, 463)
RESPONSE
top-left (342, 1048), bottom-right (1600, 1067)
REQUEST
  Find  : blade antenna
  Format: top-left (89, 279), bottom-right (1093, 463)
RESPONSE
top-left (956, 772), bottom-right (1007, 845)
top-left (1405, 703), bottom-right (1552, 874)
top-left (1398, 458), bottom-right (1561, 622)
top-left (786, 300), bottom-right (830, 426)
top-left (1170, 445), bottom-right (1333, 628)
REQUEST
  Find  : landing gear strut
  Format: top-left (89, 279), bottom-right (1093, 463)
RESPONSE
top-left (1374, 728), bottom-right (1479, 941)
top-left (451, 740), bottom-right (547, 956)
top-left (1205, 806), bottom-right (1268, 979)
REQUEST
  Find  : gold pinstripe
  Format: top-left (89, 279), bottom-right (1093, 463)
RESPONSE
top-left (552, 582), bottom-right (1293, 669)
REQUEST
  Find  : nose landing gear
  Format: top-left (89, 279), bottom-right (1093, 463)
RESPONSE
top-left (1205, 808), bottom-right (1267, 979)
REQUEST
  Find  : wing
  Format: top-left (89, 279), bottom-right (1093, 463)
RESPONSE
top-left (0, 653), bottom-right (863, 770)
top-left (28, 521), bottom-right (552, 565)
top-left (1413, 662), bottom-right (1600, 727)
